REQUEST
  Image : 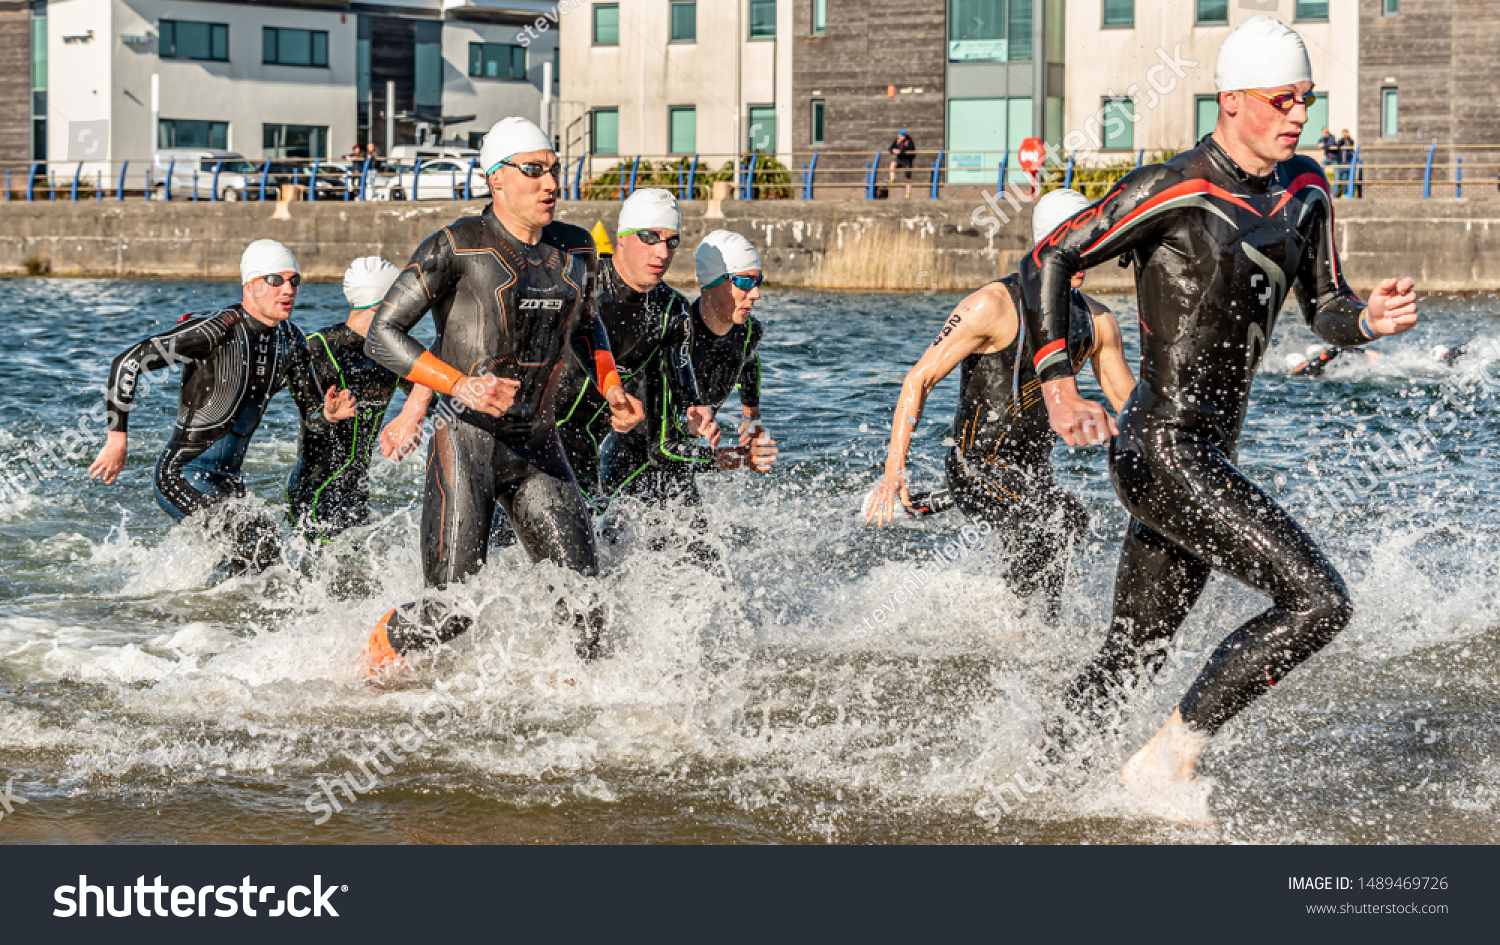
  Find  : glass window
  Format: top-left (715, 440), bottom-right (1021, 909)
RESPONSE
top-left (160, 20), bottom-right (230, 62)
top-left (749, 0), bottom-right (776, 39)
top-left (469, 43), bottom-right (527, 79)
top-left (810, 99), bottom-right (825, 146)
top-left (670, 107), bottom-right (696, 153)
top-left (1383, 0), bottom-right (1399, 15)
top-left (1102, 0), bottom-right (1133, 28)
top-left (1195, 95), bottom-right (1219, 140)
top-left (1195, 0), bottom-right (1228, 25)
top-left (30, 11), bottom-right (45, 91)
top-left (158, 119), bottom-right (229, 150)
top-left (1381, 88), bottom-right (1398, 138)
top-left (946, 96), bottom-right (1032, 185)
top-left (747, 106), bottom-right (776, 152)
top-left (592, 109), bottom-right (618, 154)
top-left (813, 0), bottom-right (826, 34)
top-left (1296, 94), bottom-right (1329, 148)
top-left (1101, 98), bottom-right (1133, 149)
top-left (949, 0), bottom-right (1030, 62)
top-left (593, 4), bottom-right (619, 45)
top-left (263, 123), bottom-right (328, 159)
top-left (671, 2), bottom-right (696, 42)
top-left (414, 21), bottom-right (442, 111)
top-left (1295, 0), bottom-right (1328, 20)
top-left (263, 27), bottom-right (328, 67)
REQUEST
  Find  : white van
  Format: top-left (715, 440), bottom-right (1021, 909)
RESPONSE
top-left (151, 149), bottom-right (257, 201)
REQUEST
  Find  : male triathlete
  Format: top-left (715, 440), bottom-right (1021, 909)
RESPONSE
top-left (1021, 17), bottom-right (1419, 792)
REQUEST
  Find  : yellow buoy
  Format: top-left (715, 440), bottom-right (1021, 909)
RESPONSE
top-left (590, 221), bottom-right (614, 255)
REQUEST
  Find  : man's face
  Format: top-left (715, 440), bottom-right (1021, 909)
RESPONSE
top-left (707, 270), bottom-right (762, 325)
top-left (489, 148), bottom-right (560, 230)
top-left (1234, 81), bottom-right (1314, 164)
top-left (242, 271), bottom-right (298, 323)
top-left (617, 228), bottom-right (677, 284)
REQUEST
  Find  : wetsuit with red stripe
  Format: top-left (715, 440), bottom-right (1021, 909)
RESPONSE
top-left (946, 274), bottom-right (1095, 623)
top-left (364, 208), bottom-right (617, 657)
top-left (1021, 136), bottom-right (1374, 736)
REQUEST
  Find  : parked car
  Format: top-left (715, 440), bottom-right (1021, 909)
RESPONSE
top-left (254, 160), bottom-right (349, 200)
top-left (150, 149), bottom-right (257, 201)
top-left (369, 157), bottom-right (488, 201)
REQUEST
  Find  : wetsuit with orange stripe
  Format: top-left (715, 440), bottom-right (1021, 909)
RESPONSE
top-left (1021, 136), bottom-right (1374, 735)
top-left (363, 207), bottom-right (619, 658)
top-left (947, 273), bottom-right (1095, 623)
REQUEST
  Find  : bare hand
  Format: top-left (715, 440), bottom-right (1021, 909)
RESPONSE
top-left (1364, 277), bottom-right (1418, 336)
top-left (606, 387), bottom-right (644, 433)
top-left (323, 387), bottom-right (357, 423)
top-left (89, 432), bottom-right (128, 485)
top-left (687, 405), bottom-right (721, 448)
top-left (737, 418), bottom-right (767, 448)
top-left (379, 412), bottom-right (424, 460)
top-left (863, 471), bottom-right (911, 527)
top-left (453, 375), bottom-right (519, 418)
top-left (745, 432), bottom-right (778, 472)
top-left (1041, 377), bottom-right (1118, 448)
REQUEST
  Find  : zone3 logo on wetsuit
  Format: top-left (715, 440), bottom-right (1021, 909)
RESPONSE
top-left (1022, 135), bottom-right (1371, 735)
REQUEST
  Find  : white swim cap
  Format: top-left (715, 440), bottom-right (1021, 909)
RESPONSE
top-left (1032, 189), bottom-right (1092, 245)
top-left (695, 230), bottom-right (761, 287)
top-left (343, 256), bottom-right (400, 310)
top-left (1284, 353), bottom-right (1308, 371)
top-left (618, 188), bottom-right (681, 237)
top-left (1215, 15), bottom-right (1312, 93)
top-left (240, 239), bottom-right (298, 284)
top-left (1431, 345), bottom-right (1450, 362)
top-left (479, 117), bottom-right (555, 177)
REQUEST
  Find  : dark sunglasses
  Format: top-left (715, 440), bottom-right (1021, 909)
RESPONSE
top-left (625, 230), bottom-right (681, 249)
top-left (262, 273), bottom-right (302, 287)
top-left (1244, 89), bottom-right (1317, 111)
top-left (498, 159), bottom-right (562, 180)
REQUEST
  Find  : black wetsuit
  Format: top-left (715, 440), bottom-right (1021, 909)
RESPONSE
top-left (600, 300), bottom-right (763, 505)
top-left (287, 323), bottom-right (410, 539)
top-left (104, 304), bottom-right (321, 574)
top-left (946, 274), bottom-right (1096, 622)
top-left (555, 255), bottom-right (690, 500)
top-left (365, 207), bottom-right (615, 656)
top-left (1292, 346), bottom-right (1343, 377)
top-left (1022, 135), bottom-right (1373, 736)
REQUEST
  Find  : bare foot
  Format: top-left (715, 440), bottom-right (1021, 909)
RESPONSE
top-left (1119, 709), bottom-right (1217, 827)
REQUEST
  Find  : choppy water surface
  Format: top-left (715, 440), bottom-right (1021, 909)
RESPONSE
top-left (1, 277), bottom-right (1498, 844)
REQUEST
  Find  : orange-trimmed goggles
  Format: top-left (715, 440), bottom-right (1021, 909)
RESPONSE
top-left (1243, 89), bottom-right (1317, 111)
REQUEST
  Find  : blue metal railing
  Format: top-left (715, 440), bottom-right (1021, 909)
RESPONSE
top-left (1455, 156), bottom-right (1462, 199)
top-left (464, 156), bottom-right (477, 200)
top-left (259, 162), bottom-right (270, 201)
top-left (210, 160), bottom-right (223, 201)
top-left (308, 159), bottom-right (321, 201)
top-left (744, 154), bottom-right (759, 200)
top-left (70, 161), bottom-right (82, 201)
top-left (1063, 152), bottom-right (1076, 189)
top-left (802, 152), bottom-right (819, 200)
top-left (1343, 145), bottom-right (1360, 198)
top-left (929, 150), bottom-right (944, 199)
top-left (997, 151), bottom-right (1010, 190)
top-left (116, 161), bottom-right (128, 201)
top-left (164, 159), bottom-right (175, 201)
top-left (408, 158), bottom-right (423, 201)
top-left (1422, 143), bottom-right (1436, 199)
top-left (864, 150), bottom-right (881, 199)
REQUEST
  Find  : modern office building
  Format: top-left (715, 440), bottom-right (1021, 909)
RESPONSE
top-left (30, 0), bottom-right (560, 168)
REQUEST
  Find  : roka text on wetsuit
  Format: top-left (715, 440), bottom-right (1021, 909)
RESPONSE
top-left (105, 304), bottom-right (322, 571)
top-left (287, 324), bottom-right (410, 539)
top-left (948, 273), bottom-right (1095, 622)
top-left (364, 207), bottom-right (618, 656)
top-left (600, 298), bottom-right (762, 504)
top-left (1022, 135), bottom-right (1373, 735)
top-left (555, 254), bottom-right (690, 499)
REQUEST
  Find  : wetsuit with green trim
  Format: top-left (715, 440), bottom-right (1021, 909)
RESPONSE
top-left (600, 300), bottom-right (762, 505)
top-left (555, 255), bottom-right (690, 501)
top-left (104, 304), bottom-right (323, 574)
top-left (946, 273), bottom-right (1095, 623)
top-left (364, 207), bottom-right (616, 657)
top-left (1021, 135), bottom-right (1373, 736)
top-left (287, 323), bottom-right (411, 540)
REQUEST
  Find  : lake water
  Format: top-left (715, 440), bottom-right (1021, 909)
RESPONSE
top-left (1, 277), bottom-right (1497, 844)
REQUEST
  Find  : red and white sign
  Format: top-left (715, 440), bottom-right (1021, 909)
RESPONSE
top-left (1018, 137), bottom-right (1046, 174)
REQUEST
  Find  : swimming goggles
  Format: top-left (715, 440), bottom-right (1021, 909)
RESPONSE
top-left (706, 273), bottom-right (764, 291)
top-left (621, 229), bottom-right (681, 248)
top-left (1243, 89), bottom-right (1317, 111)
top-left (261, 273), bottom-right (302, 287)
top-left (496, 159), bottom-right (562, 180)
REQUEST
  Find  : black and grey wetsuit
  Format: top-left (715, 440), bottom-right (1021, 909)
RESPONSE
top-left (364, 207), bottom-right (616, 656)
top-left (287, 323), bottom-right (410, 539)
top-left (104, 304), bottom-right (321, 573)
top-left (600, 300), bottom-right (763, 504)
top-left (1293, 346), bottom-right (1344, 377)
top-left (1022, 135), bottom-right (1372, 736)
top-left (555, 255), bottom-right (689, 500)
top-left (946, 273), bottom-right (1096, 622)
